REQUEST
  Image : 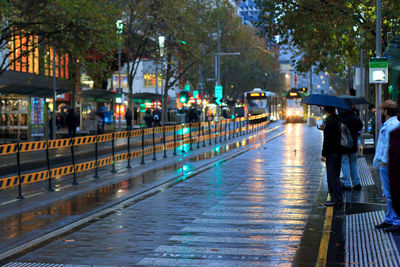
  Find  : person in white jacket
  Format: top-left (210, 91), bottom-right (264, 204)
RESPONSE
top-left (373, 100), bottom-right (400, 232)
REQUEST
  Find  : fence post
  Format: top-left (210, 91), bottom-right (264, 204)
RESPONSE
top-left (181, 125), bottom-right (185, 153)
top-left (111, 131), bottom-right (116, 173)
top-left (45, 140), bottom-right (54, 191)
top-left (228, 120), bottom-right (231, 139)
top-left (225, 121), bottom-right (227, 141)
top-left (214, 121), bottom-right (218, 144)
top-left (16, 142), bottom-right (24, 199)
top-left (197, 123), bottom-right (201, 148)
top-left (189, 123), bottom-right (193, 150)
top-left (220, 120), bottom-right (223, 142)
top-left (71, 138), bottom-right (78, 185)
top-left (163, 126), bottom-right (167, 158)
top-left (127, 130), bottom-right (131, 168)
top-left (208, 121), bottom-right (212, 145)
top-left (202, 124), bottom-right (206, 147)
top-left (94, 134), bottom-right (99, 178)
top-left (246, 118), bottom-right (249, 134)
top-left (173, 125), bottom-right (177, 156)
top-left (140, 128), bottom-right (145, 165)
top-left (152, 128), bottom-right (156, 161)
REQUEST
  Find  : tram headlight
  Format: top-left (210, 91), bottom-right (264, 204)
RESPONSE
top-left (295, 110), bottom-right (300, 115)
top-left (287, 110), bottom-right (292, 116)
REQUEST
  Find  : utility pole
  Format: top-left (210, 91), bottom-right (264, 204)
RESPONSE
top-left (375, 0), bottom-right (382, 141)
top-left (52, 48), bottom-right (57, 140)
top-left (200, 64), bottom-right (204, 121)
top-left (118, 43), bottom-right (122, 131)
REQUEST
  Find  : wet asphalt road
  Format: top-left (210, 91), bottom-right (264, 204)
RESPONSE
top-left (4, 123), bottom-right (326, 266)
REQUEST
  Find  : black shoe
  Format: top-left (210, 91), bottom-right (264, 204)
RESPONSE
top-left (375, 222), bottom-right (392, 229)
top-left (383, 224), bottom-right (400, 232)
top-left (353, 184), bottom-right (362, 191)
top-left (342, 186), bottom-right (352, 191)
top-left (334, 200), bottom-right (343, 207)
top-left (325, 200), bottom-right (342, 207)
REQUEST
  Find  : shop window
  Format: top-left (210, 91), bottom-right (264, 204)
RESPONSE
top-left (143, 73), bottom-right (163, 88)
top-left (8, 30), bottom-right (39, 74)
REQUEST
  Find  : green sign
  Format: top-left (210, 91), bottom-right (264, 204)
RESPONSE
top-left (139, 103), bottom-right (145, 112)
top-left (116, 20), bottom-right (123, 35)
top-left (214, 85), bottom-right (223, 105)
top-left (115, 94), bottom-right (123, 104)
top-left (369, 57), bottom-right (388, 68)
top-left (193, 90), bottom-right (199, 98)
top-left (184, 84), bottom-right (191, 91)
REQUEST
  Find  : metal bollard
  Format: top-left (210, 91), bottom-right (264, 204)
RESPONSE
top-left (197, 123), bottom-right (201, 148)
top-left (202, 125), bottom-right (206, 147)
top-left (173, 125), bottom-right (177, 156)
top-left (140, 128), bottom-right (145, 165)
top-left (152, 128), bottom-right (156, 161)
top-left (246, 119), bottom-right (249, 134)
top-left (208, 121), bottom-right (212, 145)
top-left (127, 130), bottom-right (131, 168)
top-left (189, 123), bottom-right (193, 150)
top-left (71, 138), bottom-right (78, 185)
top-left (45, 140), bottom-right (54, 191)
top-left (16, 142), bottom-right (24, 199)
top-left (163, 127), bottom-right (167, 158)
top-left (111, 131), bottom-right (116, 173)
top-left (94, 134), bottom-right (99, 178)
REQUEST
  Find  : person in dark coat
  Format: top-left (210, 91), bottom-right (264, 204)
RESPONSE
top-left (125, 108), bottom-right (133, 130)
top-left (152, 109), bottom-right (161, 127)
top-left (321, 106), bottom-right (343, 206)
top-left (339, 109), bottom-right (363, 190)
top-left (389, 125), bottom-right (400, 215)
top-left (144, 109), bottom-right (153, 128)
top-left (66, 108), bottom-right (79, 138)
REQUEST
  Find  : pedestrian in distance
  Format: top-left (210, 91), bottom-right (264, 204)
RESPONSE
top-left (125, 108), bottom-right (132, 131)
top-left (368, 103), bottom-right (376, 141)
top-left (66, 108), bottom-right (79, 138)
top-left (373, 100), bottom-right (400, 232)
top-left (96, 109), bottom-right (105, 134)
top-left (144, 109), bottom-right (153, 128)
top-left (339, 108), bottom-right (363, 191)
top-left (389, 124), bottom-right (400, 216)
top-left (153, 109), bottom-right (161, 127)
top-left (321, 106), bottom-right (343, 207)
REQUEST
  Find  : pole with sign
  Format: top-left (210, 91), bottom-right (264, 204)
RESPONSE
top-left (214, 85), bottom-right (223, 105)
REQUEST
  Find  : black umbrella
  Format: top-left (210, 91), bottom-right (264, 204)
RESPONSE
top-left (301, 94), bottom-right (350, 110)
top-left (338, 95), bottom-right (369, 106)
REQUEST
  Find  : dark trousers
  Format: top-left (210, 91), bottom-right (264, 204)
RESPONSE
top-left (326, 153), bottom-right (342, 202)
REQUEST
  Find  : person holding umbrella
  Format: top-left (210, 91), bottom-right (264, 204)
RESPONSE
top-left (302, 94), bottom-right (351, 207)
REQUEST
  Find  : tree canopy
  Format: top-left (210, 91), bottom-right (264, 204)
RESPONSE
top-left (256, 0), bottom-right (400, 74)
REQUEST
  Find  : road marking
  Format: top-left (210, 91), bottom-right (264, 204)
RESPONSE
top-left (181, 226), bottom-right (303, 235)
top-left (316, 205), bottom-right (333, 267)
top-left (137, 257), bottom-right (290, 266)
top-left (201, 211), bottom-right (309, 220)
top-left (170, 235), bottom-right (301, 244)
top-left (191, 218), bottom-right (306, 225)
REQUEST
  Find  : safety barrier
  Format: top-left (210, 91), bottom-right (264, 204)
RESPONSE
top-left (0, 114), bottom-right (269, 198)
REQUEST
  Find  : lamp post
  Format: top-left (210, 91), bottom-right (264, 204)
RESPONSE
top-left (375, 0), bottom-right (382, 141)
top-left (158, 36), bottom-right (165, 126)
top-left (263, 73), bottom-right (268, 91)
top-left (116, 20), bottom-right (123, 131)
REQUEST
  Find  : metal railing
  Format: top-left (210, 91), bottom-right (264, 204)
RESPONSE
top-left (0, 114), bottom-right (269, 198)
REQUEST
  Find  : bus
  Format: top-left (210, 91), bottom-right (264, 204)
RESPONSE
top-left (244, 88), bottom-right (279, 122)
top-left (284, 89), bottom-right (306, 122)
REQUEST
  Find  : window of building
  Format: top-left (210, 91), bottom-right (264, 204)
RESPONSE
top-left (8, 30), bottom-right (39, 74)
top-left (144, 73), bottom-right (163, 88)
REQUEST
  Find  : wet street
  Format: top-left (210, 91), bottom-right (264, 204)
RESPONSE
top-left (1, 123), bottom-right (328, 266)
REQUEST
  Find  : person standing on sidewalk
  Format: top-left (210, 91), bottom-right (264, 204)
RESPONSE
top-left (125, 108), bottom-right (132, 131)
top-left (373, 100), bottom-right (400, 231)
top-left (339, 108), bottom-right (363, 190)
top-left (66, 108), bottom-right (79, 138)
top-left (389, 124), bottom-right (400, 216)
top-left (321, 106), bottom-right (343, 207)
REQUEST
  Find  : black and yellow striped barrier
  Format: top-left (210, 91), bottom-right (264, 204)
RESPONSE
top-left (0, 114), bottom-right (270, 192)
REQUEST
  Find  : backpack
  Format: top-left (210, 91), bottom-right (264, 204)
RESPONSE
top-left (340, 122), bottom-right (353, 149)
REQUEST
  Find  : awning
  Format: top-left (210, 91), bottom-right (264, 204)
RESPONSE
top-left (0, 84), bottom-right (69, 98)
top-left (383, 36), bottom-right (400, 71)
top-left (78, 89), bottom-right (116, 99)
top-left (132, 92), bottom-right (162, 101)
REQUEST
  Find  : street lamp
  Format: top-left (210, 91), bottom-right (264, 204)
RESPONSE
top-left (116, 19), bottom-right (123, 131)
top-left (158, 36), bottom-right (165, 125)
top-left (263, 73), bottom-right (268, 91)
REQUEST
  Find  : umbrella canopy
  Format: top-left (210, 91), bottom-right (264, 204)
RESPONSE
top-left (301, 94), bottom-right (350, 110)
top-left (338, 95), bottom-right (369, 106)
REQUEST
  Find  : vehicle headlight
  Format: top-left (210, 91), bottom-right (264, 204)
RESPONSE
top-left (295, 110), bottom-right (300, 115)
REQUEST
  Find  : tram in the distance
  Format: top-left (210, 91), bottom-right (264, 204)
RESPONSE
top-left (283, 88), bottom-right (307, 122)
top-left (244, 88), bottom-right (279, 122)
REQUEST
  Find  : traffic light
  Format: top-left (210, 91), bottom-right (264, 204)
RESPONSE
top-left (179, 91), bottom-right (189, 103)
top-left (300, 87), bottom-right (307, 93)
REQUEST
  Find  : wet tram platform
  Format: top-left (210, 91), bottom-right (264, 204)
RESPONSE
top-left (0, 122), bottom-right (399, 266)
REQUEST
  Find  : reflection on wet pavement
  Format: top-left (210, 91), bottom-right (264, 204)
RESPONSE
top-left (6, 123), bottom-right (326, 266)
